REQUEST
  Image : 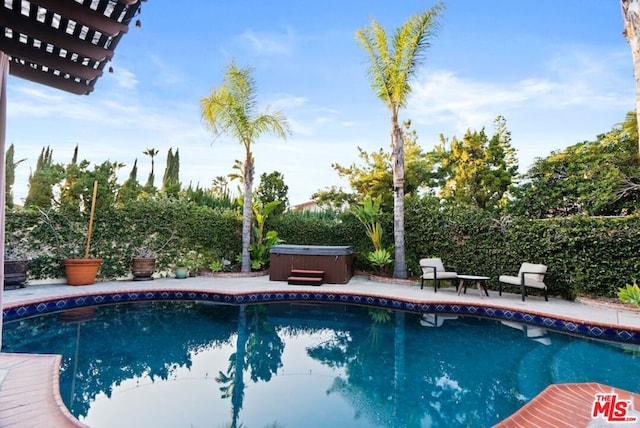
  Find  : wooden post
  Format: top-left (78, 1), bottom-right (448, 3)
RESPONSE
top-left (84, 180), bottom-right (98, 258)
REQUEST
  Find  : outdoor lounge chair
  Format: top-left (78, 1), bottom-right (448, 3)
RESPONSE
top-left (498, 262), bottom-right (548, 302)
top-left (420, 258), bottom-right (457, 292)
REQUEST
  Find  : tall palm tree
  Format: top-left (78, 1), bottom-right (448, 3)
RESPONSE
top-left (622, 0), bottom-right (640, 152)
top-left (142, 148), bottom-right (159, 190)
top-left (356, 3), bottom-right (444, 278)
top-left (201, 63), bottom-right (290, 272)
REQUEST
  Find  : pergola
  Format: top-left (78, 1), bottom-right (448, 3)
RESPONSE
top-left (0, 0), bottom-right (146, 346)
top-left (1, 0), bottom-right (144, 95)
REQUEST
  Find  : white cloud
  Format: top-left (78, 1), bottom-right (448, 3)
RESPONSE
top-left (408, 46), bottom-right (632, 136)
top-left (236, 27), bottom-right (295, 56)
top-left (269, 94), bottom-right (308, 109)
top-left (146, 52), bottom-right (185, 85)
top-left (109, 66), bottom-right (139, 89)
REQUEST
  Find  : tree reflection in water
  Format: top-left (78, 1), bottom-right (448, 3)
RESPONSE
top-left (3, 301), bottom-right (639, 427)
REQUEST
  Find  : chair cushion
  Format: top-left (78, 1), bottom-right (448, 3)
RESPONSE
top-left (499, 262), bottom-right (547, 289)
top-left (420, 258), bottom-right (456, 280)
top-left (518, 263), bottom-right (547, 284)
top-left (420, 258), bottom-right (445, 272)
top-left (423, 271), bottom-right (458, 280)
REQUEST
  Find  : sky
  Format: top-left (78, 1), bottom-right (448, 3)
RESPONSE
top-left (5, 0), bottom-right (635, 207)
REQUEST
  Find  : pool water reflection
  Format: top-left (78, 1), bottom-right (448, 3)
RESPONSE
top-left (3, 301), bottom-right (639, 427)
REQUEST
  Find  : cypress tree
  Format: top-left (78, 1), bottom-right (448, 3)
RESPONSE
top-left (5, 143), bottom-right (26, 209)
top-left (162, 148), bottom-right (180, 197)
top-left (24, 146), bottom-right (63, 209)
top-left (117, 159), bottom-right (140, 205)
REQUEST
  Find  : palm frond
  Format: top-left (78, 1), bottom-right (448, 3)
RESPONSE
top-left (356, 4), bottom-right (443, 112)
top-left (392, 3), bottom-right (444, 108)
top-left (356, 19), bottom-right (394, 108)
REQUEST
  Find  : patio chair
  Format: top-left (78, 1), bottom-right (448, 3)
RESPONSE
top-left (498, 262), bottom-right (548, 302)
top-left (420, 258), bottom-right (457, 292)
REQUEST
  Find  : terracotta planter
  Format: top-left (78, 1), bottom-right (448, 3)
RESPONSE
top-left (4, 259), bottom-right (28, 288)
top-left (131, 257), bottom-right (156, 281)
top-left (64, 258), bottom-right (103, 286)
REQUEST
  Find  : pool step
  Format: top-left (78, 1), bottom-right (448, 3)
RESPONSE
top-left (288, 269), bottom-right (324, 286)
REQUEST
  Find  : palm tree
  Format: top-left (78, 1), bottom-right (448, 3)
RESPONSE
top-left (142, 148), bottom-right (159, 190)
top-left (622, 0), bottom-right (640, 152)
top-left (201, 62), bottom-right (290, 272)
top-left (356, 4), bottom-right (444, 278)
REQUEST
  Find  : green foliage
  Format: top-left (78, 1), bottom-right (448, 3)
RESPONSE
top-left (6, 198), bottom-right (242, 281)
top-left (285, 208), bottom-right (341, 222)
top-left (62, 159), bottom-right (124, 214)
top-left (249, 200), bottom-right (284, 269)
top-left (351, 195), bottom-right (384, 251)
top-left (201, 62), bottom-right (291, 272)
top-left (367, 248), bottom-right (393, 274)
top-left (8, 186), bottom-right (640, 300)
top-left (24, 146), bottom-right (64, 209)
top-left (325, 122), bottom-right (433, 208)
top-left (355, 4), bottom-right (443, 279)
top-left (117, 159), bottom-right (141, 205)
top-left (176, 250), bottom-right (208, 274)
top-left (432, 116), bottom-right (518, 210)
top-left (249, 230), bottom-right (283, 270)
top-left (5, 143), bottom-right (26, 209)
top-left (142, 148), bottom-right (159, 193)
top-left (618, 280), bottom-right (640, 307)
top-left (181, 184), bottom-right (235, 210)
top-left (311, 185), bottom-right (356, 213)
top-left (508, 115), bottom-right (640, 217)
top-left (209, 260), bottom-right (224, 272)
top-left (368, 308), bottom-right (392, 323)
top-left (355, 4), bottom-right (444, 110)
top-left (162, 148), bottom-right (181, 197)
top-left (256, 171), bottom-right (289, 215)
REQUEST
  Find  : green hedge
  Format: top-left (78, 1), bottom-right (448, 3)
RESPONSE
top-left (5, 199), bottom-right (242, 280)
top-left (6, 197), bottom-right (640, 299)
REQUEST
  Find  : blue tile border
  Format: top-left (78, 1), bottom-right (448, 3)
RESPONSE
top-left (4, 289), bottom-right (640, 344)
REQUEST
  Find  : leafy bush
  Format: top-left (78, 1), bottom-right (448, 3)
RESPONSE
top-left (7, 194), bottom-right (640, 300)
top-left (618, 280), bottom-right (640, 306)
top-left (367, 248), bottom-right (393, 275)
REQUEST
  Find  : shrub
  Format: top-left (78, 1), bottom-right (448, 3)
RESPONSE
top-left (618, 280), bottom-right (640, 306)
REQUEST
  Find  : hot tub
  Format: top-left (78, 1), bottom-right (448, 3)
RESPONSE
top-left (269, 245), bottom-right (355, 284)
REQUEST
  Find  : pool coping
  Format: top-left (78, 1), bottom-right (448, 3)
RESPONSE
top-left (2, 275), bottom-right (640, 426)
top-left (5, 284), bottom-right (640, 344)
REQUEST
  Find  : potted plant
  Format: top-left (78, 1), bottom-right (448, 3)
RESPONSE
top-left (130, 231), bottom-right (175, 281)
top-left (4, 249), bottom-right (28, 289)
top-left (174, 259), bottom-right (189, 279)
top-left (63, 181), bottom-right (103, 286)
top-left (40, 181), bottom-right (103, 286)
top-left (131, 248), bottom-right (157, 281)
top-left (4, 212), bottom-right (34, 288)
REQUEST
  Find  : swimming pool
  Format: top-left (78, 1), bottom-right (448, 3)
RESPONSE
top-left (2, 300), bottom-right (639, 427)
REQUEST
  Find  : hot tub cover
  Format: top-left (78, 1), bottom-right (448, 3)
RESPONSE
top-left (269, 245), bottom-right (354, 256)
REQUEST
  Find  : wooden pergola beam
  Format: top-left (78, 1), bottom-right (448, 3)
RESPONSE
top-left (29, 0), bottom-right (129, 38)
top-left (0, 37), bottom-right (102, 81)
top-left (0, 11), bottom-right (114, 62)
top-left (9, 61), bottom-right (93, 95)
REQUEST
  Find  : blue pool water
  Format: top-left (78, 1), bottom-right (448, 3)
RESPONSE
top-left (2, 301), bottom-right (639, 427)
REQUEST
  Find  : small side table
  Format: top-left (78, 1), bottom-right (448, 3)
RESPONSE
top-left (457, 275), bottom-right (490, 297)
